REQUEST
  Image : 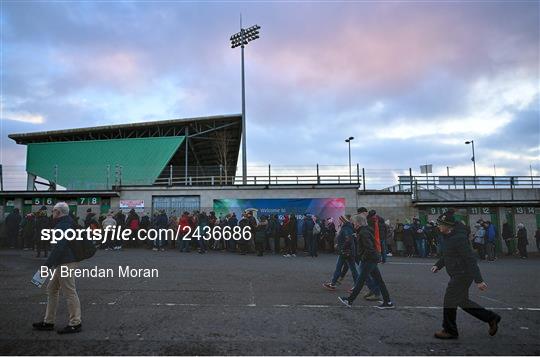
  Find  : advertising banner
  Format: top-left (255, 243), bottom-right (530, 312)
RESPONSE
top-left (213, 198), bottom-right (346, 234)
top-left (120, 200), bottom-right (145, 209)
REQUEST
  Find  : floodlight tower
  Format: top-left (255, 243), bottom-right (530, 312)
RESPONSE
top-left (230, 24), bottom-right (261, 184)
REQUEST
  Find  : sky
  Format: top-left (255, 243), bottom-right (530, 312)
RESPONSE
top-left (1, 0), bottom-right (539, 188)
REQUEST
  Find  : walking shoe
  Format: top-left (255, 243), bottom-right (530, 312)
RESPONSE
top-left (338, 296), bottom-right (352, 307)
top-left (365, 293), bottom-right (382, 301)
top-left (32, 322), bottom-right (54, 331)
top-left (434, 330), bottom-right (458, 339)
top-left (57, 324), bottom-right (82, 334)
top-left (488, 315), bottom-right (501, 336)
top-left (377, 301), bottom-right (395, 309)
top-left (283, 254), bottom-right (291, 257)
top-left (291, 254), bottom-right (296, 257)
top-left (323, 282), bottom-right (336, 291)
top-left (152, 248), bottom-right (158, 251)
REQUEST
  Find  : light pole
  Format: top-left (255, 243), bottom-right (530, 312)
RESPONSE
top-left (465, 140), bottom-right (477, 188)
top-left (230, 23), bottom-right (261, 184)
top-left (345, 137), bottom-right (354, 183)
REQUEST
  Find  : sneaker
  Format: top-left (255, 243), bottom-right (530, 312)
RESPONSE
top-left (323, 282), bottom-right (336, 291)
top-left (32, 321), bottom-right (54, 331)
top-left (377, 301), bottom-right (395, 309)
top-left (365, 293), bottom-right (381, 301)
top-left (291, 254), bottom-right (296, 257)
top-left (338, 296), bottom-right (352, 307)
top-left (152, 248), bottom-right (158, 251)
top-left (160, 248), bottom-right (165, 251)
top-left (57, 324), bottom-right (82, 334)
top-left (387, 253), bottom-right (393, 257)
top-left (283, 254), bottom-right (291, 257)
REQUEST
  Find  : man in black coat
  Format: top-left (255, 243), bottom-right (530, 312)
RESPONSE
top-left (431, 209), bottom-right (501, 339)
top-left (5, 208), bottom-right (22, 248)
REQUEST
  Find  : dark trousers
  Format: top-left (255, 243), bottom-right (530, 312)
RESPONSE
top-left (349, 261), bottom-right (391, 303)
top-left (287, 234), bottom-right (297, 255)
top-left (273, 236), bottom-right (280, 254)
top-left (442, 276), bottom-right (499, 336)
top-left (504, 239), bottom-right (515, 255)
top-left (36, 238), bottom-right (49, 257)
top-left (305, 233), bottom-right (317, 257)
top-left (518, 243), bottom-right (528, 258)
top-left (255, 241), bottom-right (264, 256)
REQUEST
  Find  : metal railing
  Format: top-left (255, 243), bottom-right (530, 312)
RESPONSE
top-left (398, 175), bottom-right (540, 191)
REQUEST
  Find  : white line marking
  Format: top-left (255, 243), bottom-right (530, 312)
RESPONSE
top-left (248, 281), bottom-right (255, 306)
top-left (300, 304), bottom-right (330, 308)
top-left (480, 295), bottom-right (505, 304)
top-left (386, 262), bottom-right (434, 265)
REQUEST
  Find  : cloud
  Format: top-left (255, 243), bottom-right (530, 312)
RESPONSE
top-left (3, 111), bottom-right (45, 124)
top-left (1, 1), bottom-right (538, 188)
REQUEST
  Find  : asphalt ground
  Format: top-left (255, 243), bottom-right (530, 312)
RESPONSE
top-left (0, 248), bottom-right (538, 355)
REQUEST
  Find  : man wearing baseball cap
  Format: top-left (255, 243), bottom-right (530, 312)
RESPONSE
top-left (431, 209), bottom-right (501, 339)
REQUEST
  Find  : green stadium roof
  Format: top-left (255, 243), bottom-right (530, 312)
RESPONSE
top-left (26, 136), bottom-right (184, 190)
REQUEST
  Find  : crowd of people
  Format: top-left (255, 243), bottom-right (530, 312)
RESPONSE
top-left (1, 205), bottom-right (539, 261)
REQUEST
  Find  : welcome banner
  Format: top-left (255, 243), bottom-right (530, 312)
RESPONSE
top-left (213, 198), bottom-right (346, 234)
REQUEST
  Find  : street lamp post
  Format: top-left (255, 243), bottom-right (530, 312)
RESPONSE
top-left (345, 137), bottom-right (354, 183)
top-left (230, 24), bottom-right (261, 185)
top-left (465, 140), bottom-right (477, 188)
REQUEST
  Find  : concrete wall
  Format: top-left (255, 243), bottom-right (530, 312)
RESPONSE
top-left (115, 185), bottom-right (362, 213)
top-left (356, 191), bottom-right (416, 222)
top-left (417, 188), bottom-right (540, 202)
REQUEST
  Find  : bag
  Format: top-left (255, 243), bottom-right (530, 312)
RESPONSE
top-left (313, 223), bottom-right (321, 235)
top-left (69, 237), bottom-right (97, 262)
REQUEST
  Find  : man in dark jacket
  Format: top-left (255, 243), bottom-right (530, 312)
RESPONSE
top-left (33, 202), bottom-right (81, 334)
top-left (34, 206), bottom-right (51, 258)
top-left (303, 214), bottom-right (316, 257)
top-left (431, 209), bottom-right (501, 339)
top-left (338, 214), bottom-right (394, 309)
top-left (323, 216), bottom-right (359, 290)
top-left (5, 208), bottom-right (22, 248)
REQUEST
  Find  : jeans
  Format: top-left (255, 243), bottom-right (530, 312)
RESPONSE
top-left (339, 257), bottom-right (381, 295)
top-left (486, 242), bottom-right (495, 261)
top-left (331, 255), bottom-right (359, 285)
top-left (306, 233), bottom-right (318, 257)
top-left (179, 238), bottom-right (191, 252)
top-left (443, 276), bottom-right (499, 336)
top-left (415, 239), bottom-right (427, 258)
top-left (349, 261), bottom-right (391, 304)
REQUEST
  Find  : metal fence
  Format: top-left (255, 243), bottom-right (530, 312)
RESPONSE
top-left (1, 164), bottom-right (539, 192)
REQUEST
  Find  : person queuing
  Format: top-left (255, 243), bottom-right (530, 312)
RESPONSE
top-left (483, 220), bottom-right (497, 262)
top-left (255, 216), bottom-right (268, 256)
top-left (5, 208), bottom-right (21, 248)
top-left (431, 209), bottom-right (501, 339)
top-left (34, 206), bottom-right (51, 258)
top-left (303, 213), bottom-right (316, 258)
top-left (501, 222), bottom-right (515, 256)
top-left (338, 213), bottom-right (395, 309)
top-left (516, 223), bottom-right (528, 259)
top-left (267, 214), bottom-right (281, 254)
top-left (471, 222), bottom-right (486, 260)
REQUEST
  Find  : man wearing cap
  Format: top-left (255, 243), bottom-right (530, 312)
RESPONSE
top-left (431, 209), bottom-right (501, 339)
